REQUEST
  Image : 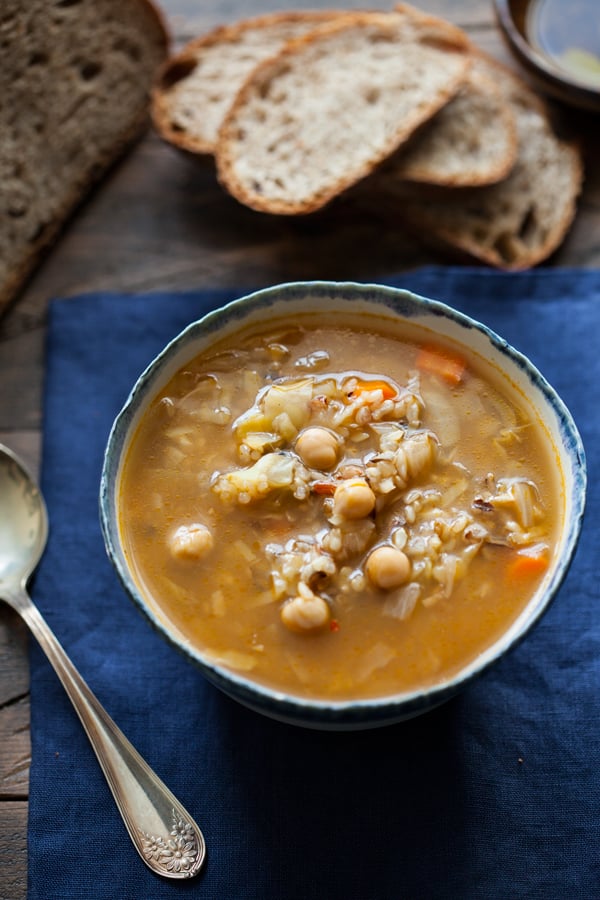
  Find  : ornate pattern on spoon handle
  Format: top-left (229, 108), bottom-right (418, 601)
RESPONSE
top-left (6, 584), bottom-right (206, 879)
top-left (139, 809), bottom-right (204, 876)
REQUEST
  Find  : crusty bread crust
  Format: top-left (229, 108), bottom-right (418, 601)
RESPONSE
top-left (377, 51), bottom-right (583, 269)
top-left (0, 0), bottom-right (169, 313)
top-left (151, 10), bottom-right (343, 156)
top-left (215, 8), bottom-right (471, 215)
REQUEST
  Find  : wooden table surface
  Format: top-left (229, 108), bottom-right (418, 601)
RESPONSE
top-left (1, 1), bottom-right (598, 896)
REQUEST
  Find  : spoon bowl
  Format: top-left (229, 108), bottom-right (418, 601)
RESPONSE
top-left (0, 442), bottom-right (206, 879)
top-left (0, 444), bottom-right (47, 584)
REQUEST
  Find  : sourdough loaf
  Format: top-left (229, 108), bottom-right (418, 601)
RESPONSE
top-left (152, 11), bottom-right (342, 156)
top-left (0, 0), bottom-right (168, 312)
top-left (215, 8), bottom-right (472, 215)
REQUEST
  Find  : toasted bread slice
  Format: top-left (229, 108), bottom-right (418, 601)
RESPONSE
top-left (371, 54), bottom-right (583, 269)
top-left (215, 7), bottom-right (471, 215)
top-left (152, 10), bottom-right (342, 156)
top-left (0, 0), bottom-right (168, 312)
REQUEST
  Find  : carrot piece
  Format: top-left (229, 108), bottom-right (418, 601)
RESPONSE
top-left (312, 481), bottom-right (336, 496)
top-left (507, 552), bottom-right (549, 580)
top-left (416, 344), bottom-right (466, 385)
top-left (348, 379), bottom-right (398, 400)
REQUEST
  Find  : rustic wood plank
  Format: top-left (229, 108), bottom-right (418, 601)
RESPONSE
top-left (0, 612), bottom-right (29, 709)
top-left (0, 696), bottom-right (30, 801)
top-left (0, 432), bottom-right (40, 476)
top-left (0, 607), bottom-right (30, 802)
top-left (0, 802), bottom-right (28, 900)
top-left (167, 0), bottom-right (498, 42)
top-left (8, 103), bottom-right (599, 314)
top-left (11, 133), bottom-right (436, 304)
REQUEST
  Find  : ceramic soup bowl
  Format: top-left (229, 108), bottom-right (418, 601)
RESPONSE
top-left (100, 282), bottom-right (586, 729)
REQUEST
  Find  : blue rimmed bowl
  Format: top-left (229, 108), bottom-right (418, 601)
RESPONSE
top-left (100, 281), bottom-right (586, 730)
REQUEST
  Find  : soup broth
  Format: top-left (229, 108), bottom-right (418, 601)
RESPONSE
top-left (119, 314), bottom-right (561, 700)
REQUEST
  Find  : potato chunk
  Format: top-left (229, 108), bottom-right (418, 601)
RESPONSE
top-left (169, 523), bottom-right (213, 560)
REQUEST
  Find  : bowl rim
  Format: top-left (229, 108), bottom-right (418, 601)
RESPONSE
top-left (493, 0), bottom-right (600, 111)
top-left (100, 280), bottom-right (587, 724)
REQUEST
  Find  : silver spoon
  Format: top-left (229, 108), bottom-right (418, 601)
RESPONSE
top-left (0, 443), bottom-right (206, 879)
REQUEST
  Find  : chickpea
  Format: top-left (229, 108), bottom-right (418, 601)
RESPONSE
top-left (333, 478), bottom-right (375, 520)
top-left (366, 545), bottom-right (411, 590)
top-left (295, 427), bottom-right (339, 470)
top-left (169, 523), bottom-right (213, 560)
top-left (281, 592), bottom-right (330, 632)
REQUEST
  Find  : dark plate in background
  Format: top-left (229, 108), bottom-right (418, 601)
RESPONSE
top-left (494, 0), bottom-right (600, 113)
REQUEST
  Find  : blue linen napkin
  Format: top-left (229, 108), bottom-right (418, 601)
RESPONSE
top-left (28, 268), bottom-right (599, 899)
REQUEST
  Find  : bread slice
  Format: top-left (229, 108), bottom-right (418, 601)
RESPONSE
top-left (152, 10), bottom-right (343, 156)
top-left (369, 54), bottom-right (583, 269)
top-left (153, 5), bottom-right (515, 189)
top-left (390, 68), bottom-right (517, 187)
top-left (0, 0), bottom-right (168, 312)
top-left (215, 8), bottom-right (472, 215)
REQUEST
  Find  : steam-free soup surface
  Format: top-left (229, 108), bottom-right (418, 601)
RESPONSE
top-left (119, 314), bottom-right (561, 700)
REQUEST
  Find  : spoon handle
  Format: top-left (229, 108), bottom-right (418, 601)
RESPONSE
top-left (6, 584), bottom-right (206, 879)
